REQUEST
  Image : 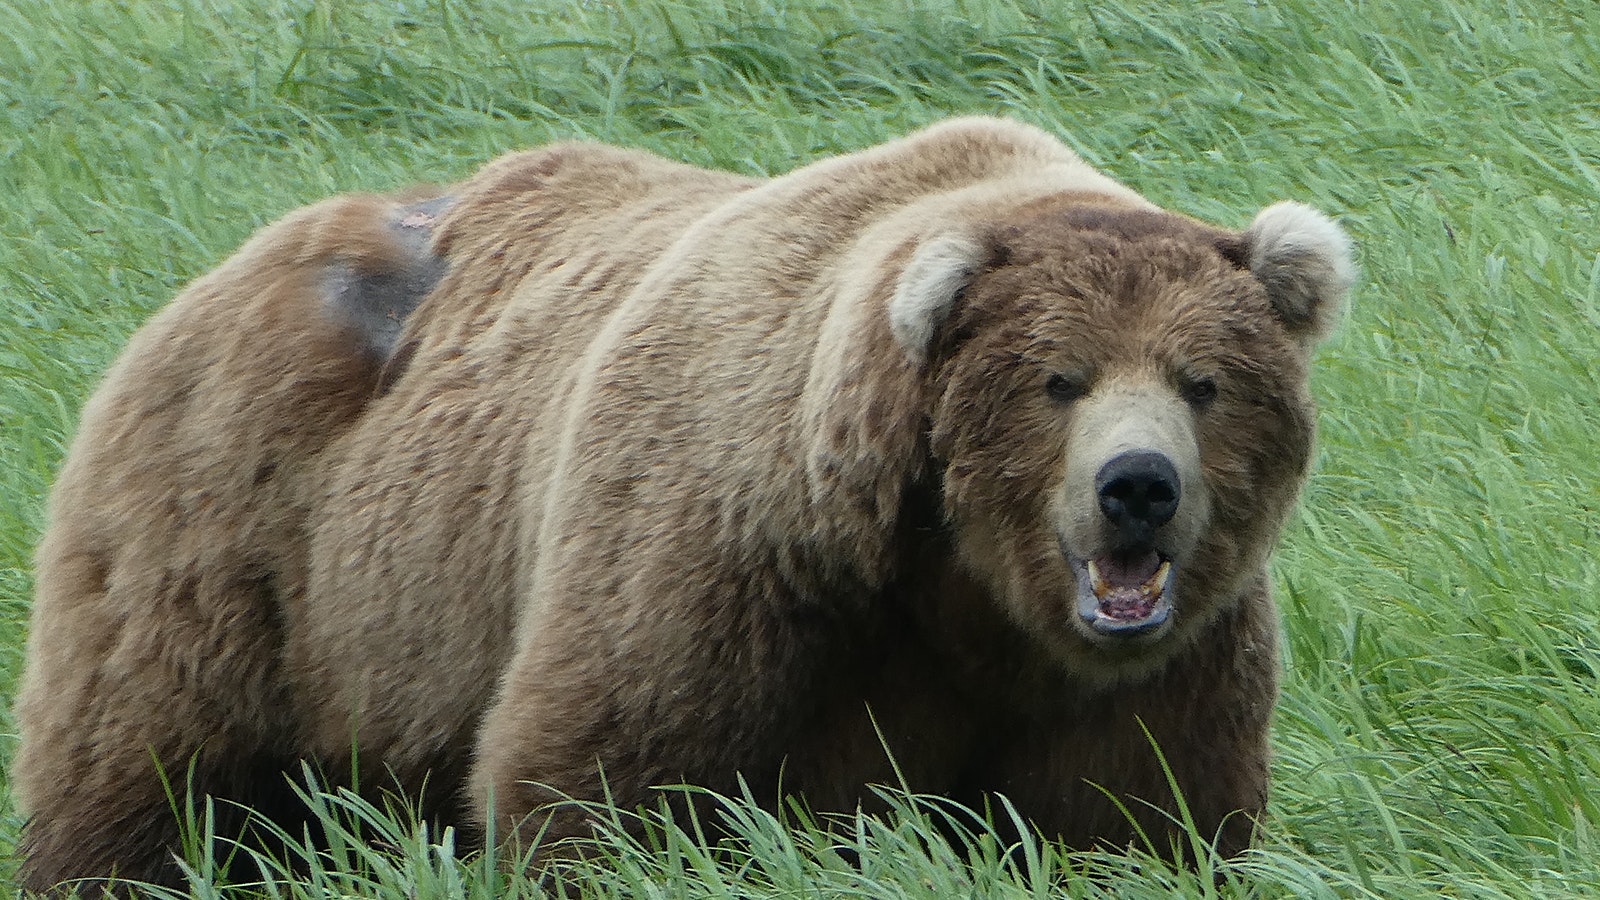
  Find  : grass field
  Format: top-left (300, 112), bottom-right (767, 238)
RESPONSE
top-left (2, 0), bottom-right (1598, 896)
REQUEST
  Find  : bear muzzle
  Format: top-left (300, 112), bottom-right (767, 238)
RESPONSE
top-left (1055, 385), bottom-right (1206, 643)
top-left (1068, 450), bottom-right (1183, 638)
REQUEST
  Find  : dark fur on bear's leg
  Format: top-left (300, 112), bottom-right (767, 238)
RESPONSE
top-left (18, 752), bottom-right (348, 896)
top-left (957, 584), bottom-right (1277, 867)
top-left (19, 805), bottom-right (183, 896)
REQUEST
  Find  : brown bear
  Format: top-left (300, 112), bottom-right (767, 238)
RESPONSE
top-left (12, 117), bottom-right (1354, 893)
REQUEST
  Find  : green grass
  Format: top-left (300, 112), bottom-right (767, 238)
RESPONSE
top-left (2, 0), bottom-right (1598, 896)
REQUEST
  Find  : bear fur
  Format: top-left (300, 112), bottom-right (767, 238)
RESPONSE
top-left (13, 117), bottom-right (1354, 892)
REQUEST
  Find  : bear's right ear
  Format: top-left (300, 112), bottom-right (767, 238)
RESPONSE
top-left (888, 232), bottom-right (990, 367)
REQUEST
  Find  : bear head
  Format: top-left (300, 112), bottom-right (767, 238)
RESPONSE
top-left (887, 198), bottom-right (1354, 681)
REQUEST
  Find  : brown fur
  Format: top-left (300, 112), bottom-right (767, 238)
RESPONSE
top-left (13, 118), bottom-right (1352, 892)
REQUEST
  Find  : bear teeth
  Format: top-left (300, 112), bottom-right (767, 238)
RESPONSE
top-left (1144, 560), bottom-right (1172, 594)
top-left (1085, 559), bottom-right (1170, 601)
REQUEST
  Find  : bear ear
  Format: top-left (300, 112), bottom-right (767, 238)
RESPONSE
top-left (1242, 201), bottom-right (1356, 346)
top-left (888, 232), bottom-right (990, 367)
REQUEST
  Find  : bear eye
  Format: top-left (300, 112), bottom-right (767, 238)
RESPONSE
top-left (1045, 372), bottom-right (1087, 404)
top-left (1180, 374), bottom-right (1219, 408)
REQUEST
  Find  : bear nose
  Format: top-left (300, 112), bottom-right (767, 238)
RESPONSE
top-left (1095, 450), bottom-right (1181, 545)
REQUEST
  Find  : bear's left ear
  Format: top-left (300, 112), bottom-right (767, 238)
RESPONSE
top-left (1240, 202), bottom-right (1356, 346)
top-left (888, 232), bottom-right (990, 367)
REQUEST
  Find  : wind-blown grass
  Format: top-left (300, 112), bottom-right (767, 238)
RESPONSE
top-left (2, 0), bottom-right (1597, 896)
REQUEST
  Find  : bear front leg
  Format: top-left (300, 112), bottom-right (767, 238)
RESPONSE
top-left (470, 553), bottom-right (861, 855)
top-left (974, 584), bottom-right (1280, 861)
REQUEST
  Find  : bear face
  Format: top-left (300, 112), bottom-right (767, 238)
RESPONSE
top-left (893, 199), bottom-right (1351, 680)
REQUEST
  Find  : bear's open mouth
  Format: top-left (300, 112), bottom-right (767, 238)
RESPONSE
top-left (1073, 550), bottom-right (1174, 639)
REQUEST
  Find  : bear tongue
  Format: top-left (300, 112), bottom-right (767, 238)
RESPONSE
top-left (1088, 551), bottom-right (1168, 621)
top-left (1091, 550), bottom-right (1163, 590)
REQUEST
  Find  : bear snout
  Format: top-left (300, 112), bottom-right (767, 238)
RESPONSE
top-left (1057, 380), bottom-right (1208, 568)
top-left (1095, 450), bottom-right (1181, 547)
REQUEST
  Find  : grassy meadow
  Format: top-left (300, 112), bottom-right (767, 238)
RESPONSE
top-left (2, 0), bottom-right (1597, 896)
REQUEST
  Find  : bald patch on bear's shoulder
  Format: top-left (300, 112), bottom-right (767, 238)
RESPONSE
top-left (321, 194), bottom-right (455, 378)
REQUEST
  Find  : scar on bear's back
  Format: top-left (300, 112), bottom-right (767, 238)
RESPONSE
top-left (319, 194), bottom-right (455, 388)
